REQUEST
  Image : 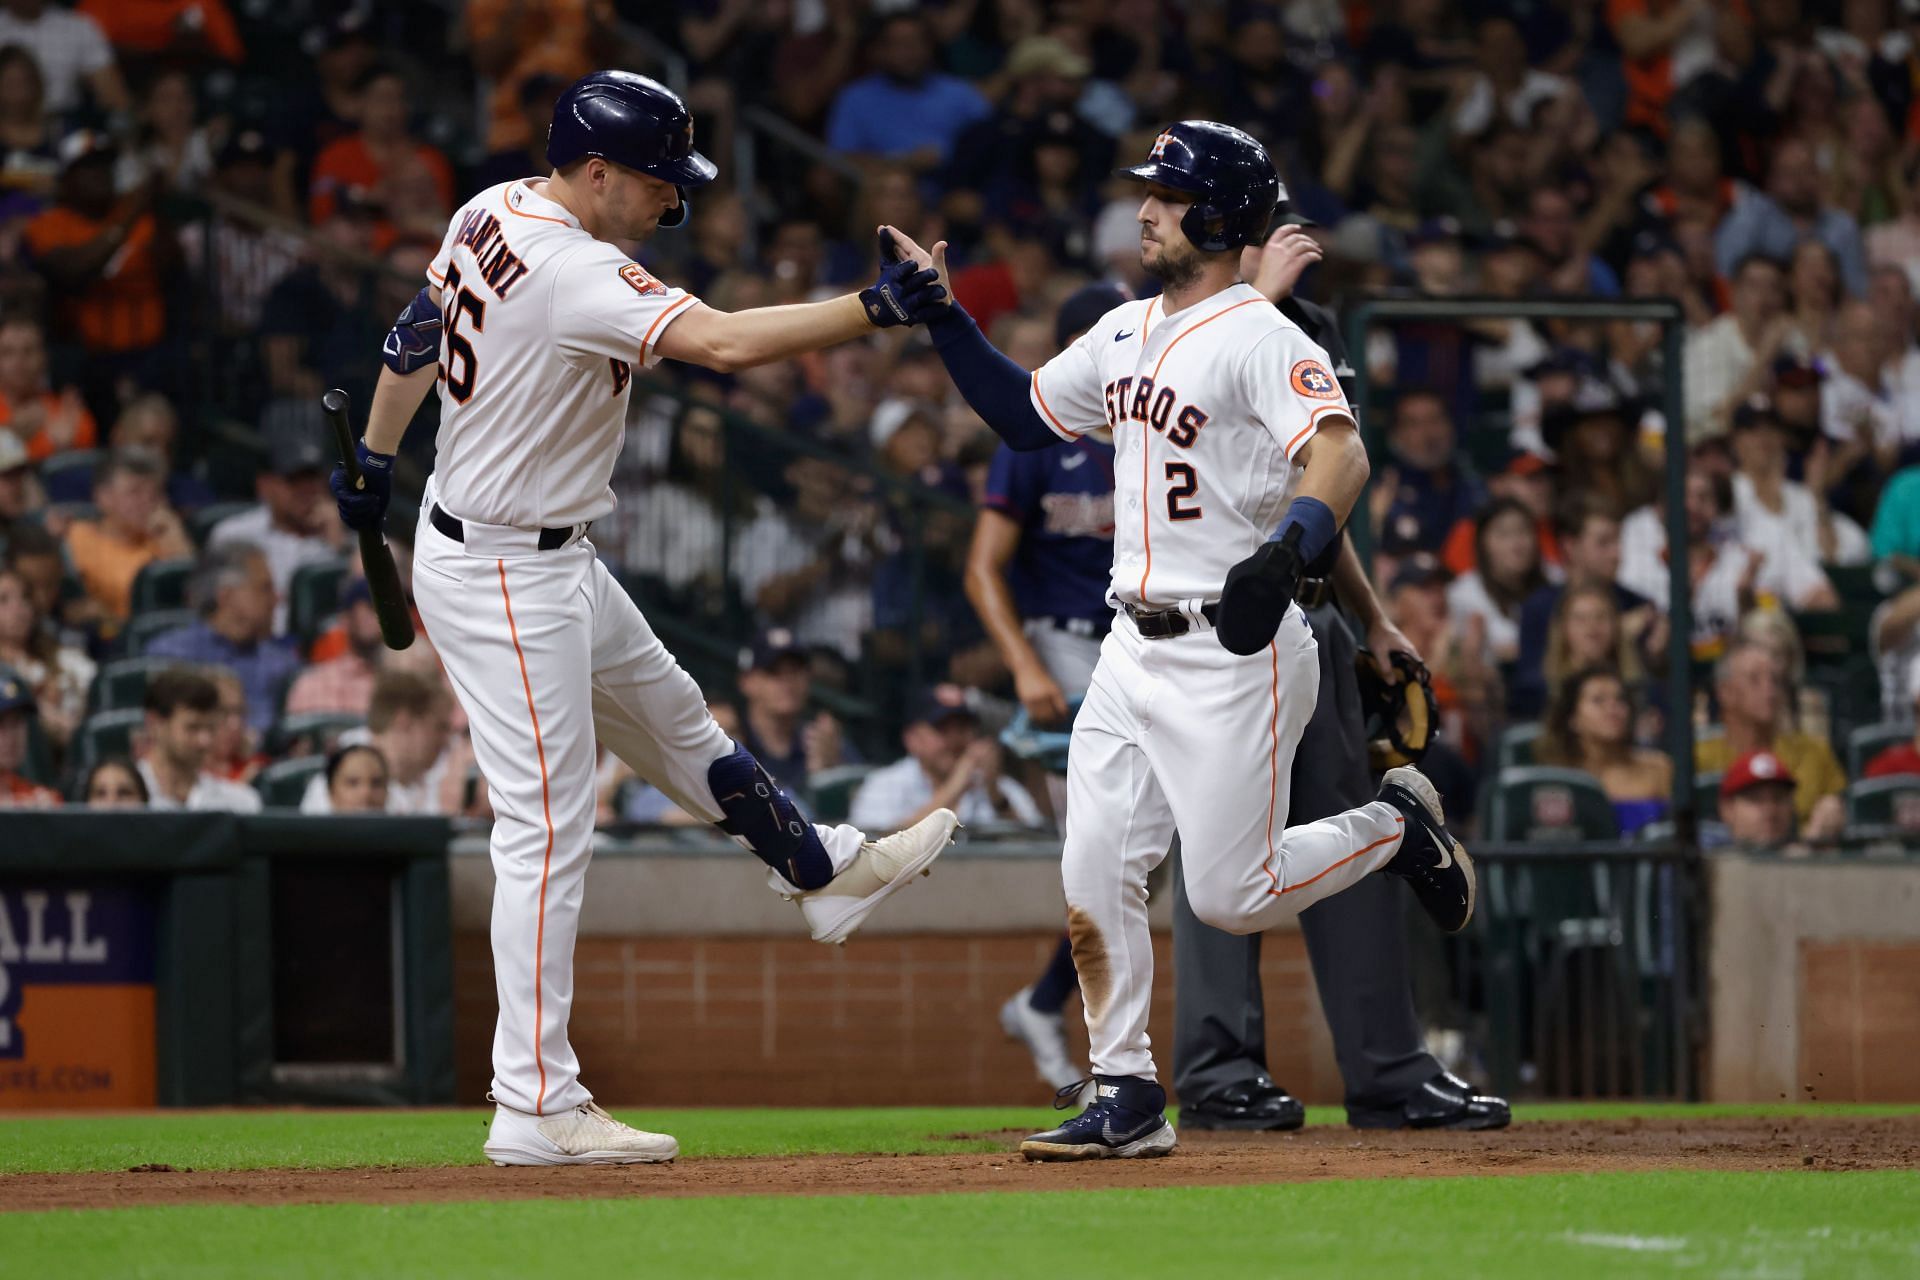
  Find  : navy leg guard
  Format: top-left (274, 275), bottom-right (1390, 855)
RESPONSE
top-left (708, 747), bottom-right (835, 890)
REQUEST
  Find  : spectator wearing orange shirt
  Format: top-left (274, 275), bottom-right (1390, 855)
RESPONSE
top-left (1607, 0), bottom-right (1722, 132)
top-left (308, 65), bottom-right (453, 251)
top-left (0, 316), bottom-right (94, 462)
top-left (77, 0), bottom-right (244, 65)
top-left (467, 0), bottom-right (606, 153)
top-left (25, 133), bottom-right (176, 405)
top-left (61, 447), bottom-right (191, 627)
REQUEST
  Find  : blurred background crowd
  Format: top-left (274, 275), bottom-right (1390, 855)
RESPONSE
top-left (1, 0), bottom-right (1919, 854)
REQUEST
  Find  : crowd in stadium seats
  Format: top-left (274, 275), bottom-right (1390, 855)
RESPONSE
top-left (0, 1), bottom-right (1916, 850)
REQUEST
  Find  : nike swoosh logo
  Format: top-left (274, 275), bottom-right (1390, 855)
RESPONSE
top-left (1101, 1118), bottom-right (1151, 1144)
top-left (1434, 842), bottom-right (1454, 870)
top-left (1062, 453), bottom-right (1087, 469)
top-left (1114, 330), bottom-right (1134, 341)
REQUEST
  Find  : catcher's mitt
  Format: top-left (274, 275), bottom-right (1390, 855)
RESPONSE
top-left (1354, 648), bottom-right (1439, 771)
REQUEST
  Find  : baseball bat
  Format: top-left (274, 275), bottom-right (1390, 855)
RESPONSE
top-left (321, 387), bottom-right (415, 651)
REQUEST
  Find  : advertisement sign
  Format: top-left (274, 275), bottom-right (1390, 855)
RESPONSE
top-left (0, 885), bottom-right (156, 1108)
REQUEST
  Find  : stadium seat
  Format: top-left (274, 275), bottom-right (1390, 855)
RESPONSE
top-left (39, 448), bottom-right (102, 502)
top-left (88, 657), bottom-right (180, 713)
top-left (1845, 722), bottom-right (1913, 779)
top-left (72, 708), bottom-right (146, 773)
top-left (130, 557), bottom-right (196, 616)
top-left (119, 608), bottom-right (197, 658)
top-left (265, 712), bottom-right (365, 759)
top-left (808, 763), bottom-right (876, 824)
top-left (1485, 766), bottom-right (1621, 842)
top-left (289, 559), bottom-right (348, 645)
top-left (1843, 776), bottom-right (1920, 833)
top-left (1496, 723), bottom-right (1542, 771)
top-left (255, 755), bottom-right (326, 808)
top-left (188, 501), bottom-right (254, 547)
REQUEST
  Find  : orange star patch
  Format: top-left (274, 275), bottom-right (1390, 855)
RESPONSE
top-left (1290, 359), bottom-right (1341, 400)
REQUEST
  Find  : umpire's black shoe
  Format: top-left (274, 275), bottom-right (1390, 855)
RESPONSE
top-left (1349, 1071), bottom-right (1512, 1131)
top-left (1020, 1075), bottom-right (1177, 1161)
top-left (1178, 1074), bottom-right (1305, 1131)
top-left (1377, 765), bottom-right (1476, 933)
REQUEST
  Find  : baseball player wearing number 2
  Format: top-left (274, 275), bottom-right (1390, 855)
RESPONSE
top-left (331, 72), bottom-right (959, 1167)
top-left (891, 121), bottom-right (1476, 1161)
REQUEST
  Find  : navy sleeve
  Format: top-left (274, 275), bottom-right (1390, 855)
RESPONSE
top-left (983, 444), bottom-right (1043, 522)
top-left (927, 305), bottom-right (1060, 451)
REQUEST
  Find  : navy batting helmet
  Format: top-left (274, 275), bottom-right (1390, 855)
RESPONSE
top-left (547, 71), bottom-right (717, 228)
top-left (1117, 121), bottom-right (1279, 253)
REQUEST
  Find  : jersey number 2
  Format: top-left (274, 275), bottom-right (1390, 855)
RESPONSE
top-left (1165, 462), bottom-right (1202, 521)
top-left (442, 265), bottom-right (486, 403)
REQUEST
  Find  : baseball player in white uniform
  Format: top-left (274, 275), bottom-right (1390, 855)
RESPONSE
top-left (330, 73), bottom-right (958, 1167)
top-left (889, 121), bottom-right (1476, 1160)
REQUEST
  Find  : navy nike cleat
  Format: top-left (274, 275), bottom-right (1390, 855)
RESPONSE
top-left (1020, 1075), bottom-right (1177, 1162)
top-left (1377, 765), bottom-right (1476, 933)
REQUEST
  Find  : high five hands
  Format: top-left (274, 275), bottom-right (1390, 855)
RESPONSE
top-left (870, 225), bottom-right (954, 326)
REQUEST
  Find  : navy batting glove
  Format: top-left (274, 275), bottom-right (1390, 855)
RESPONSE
top-left (331, 440), bottom-right (394, 532)
top-left (860, 259), bottom-right (942, 328)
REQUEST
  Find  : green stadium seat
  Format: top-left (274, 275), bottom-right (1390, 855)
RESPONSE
top-left (72, 708), bottom-right (146, 773)
top-left (1845, 722), bottom-right (1913, 779)
top-left (265, 711), bottom-right (364, 759)
top-left (289, 559), bottom-right (348, 645)
top-left (1496, 723), bottom-right (1541, 771)
top-left (130, 557), bottom-right (195, 616)
top-left (1485, 766), bottom-right (1621, 842)
top-left (807, 763), bottom-right (875, 824)
top-left (88, 657), bottom-right (180, 712)
top-left (1843, 776), bottom-right (1920, 833)
top-left (188, 501), bottom-right (254, 547)
top-left (255, 755), bottom-right (326, 808)
top-left (119, 607), bottom-right (196, 658)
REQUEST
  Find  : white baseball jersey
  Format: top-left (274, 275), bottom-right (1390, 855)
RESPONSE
top-left (426, 179), bottom-right (699, 528)
top-left (1027, 281), bottom-right (1355, 608)
top-left (1030, 281), bottom-right (1409, 1086)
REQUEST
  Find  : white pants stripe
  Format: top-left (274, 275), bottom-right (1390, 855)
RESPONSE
top-left (1061, 607), bottom-right (1405, 1082)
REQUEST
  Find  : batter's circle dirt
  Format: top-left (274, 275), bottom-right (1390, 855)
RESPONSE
top-left (7, 1116), bottom-right (1915, 1212)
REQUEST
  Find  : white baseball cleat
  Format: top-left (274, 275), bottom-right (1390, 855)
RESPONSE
top-left (1000, 987), bottom-right (1085, 1092)
top-left (784, 808), bottom-right (959, 945)
top-left (484, 1100), bottom-right (679, 1166)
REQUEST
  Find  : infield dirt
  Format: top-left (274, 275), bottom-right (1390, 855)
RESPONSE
top-left (5, 1114), bottom-right (1916, 1212)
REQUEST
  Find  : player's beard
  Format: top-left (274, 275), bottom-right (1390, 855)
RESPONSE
top-left (1142, 238), bottom-right (1203, 290)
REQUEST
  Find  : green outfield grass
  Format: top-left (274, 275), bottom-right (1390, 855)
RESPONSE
top-left (3, 1101), bottom-right (1917, 1174)
top-left (7, 1171), bottom-right (1918, 1279)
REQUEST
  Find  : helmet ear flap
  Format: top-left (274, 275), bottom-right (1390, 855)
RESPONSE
top-left (657, 186), bottom-right (689, 227)
top-left (1179, 200), bottom-right (1231, 254)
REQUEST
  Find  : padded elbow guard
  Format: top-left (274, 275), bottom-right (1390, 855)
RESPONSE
top-left (709, 747), bottom-right (834, 890)
top-left (381, 286), bottom-right (444, 374)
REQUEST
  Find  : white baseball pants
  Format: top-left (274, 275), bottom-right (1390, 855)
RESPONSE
top-left (413, 495), bottom-right (864, 1115)
top-left (1062, 605), bottom-right (1406, 1082)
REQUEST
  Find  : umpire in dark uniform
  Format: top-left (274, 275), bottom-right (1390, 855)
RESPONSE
top-left (1170, 215), bottom-right (1509, 1130)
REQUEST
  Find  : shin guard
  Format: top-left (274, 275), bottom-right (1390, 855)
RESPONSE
top-left (708, 748), bottom-right (835, 890)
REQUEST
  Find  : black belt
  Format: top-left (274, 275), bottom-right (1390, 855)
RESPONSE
top-left (1127, 576), bottom-right (1331, 640)
top-left (431, 503), bottom-right (584, 551)
top-left (1126, 602), bottom-right (1218, 639)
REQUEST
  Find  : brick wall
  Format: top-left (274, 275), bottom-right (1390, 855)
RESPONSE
top-left (453, 930), bottom-right (1339, 1107)
top-left (1798, 940), bottom-right (1920, 1102)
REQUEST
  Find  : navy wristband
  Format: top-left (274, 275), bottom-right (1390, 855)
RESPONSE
top-left (1272, 496), bottom-right (1338, 564)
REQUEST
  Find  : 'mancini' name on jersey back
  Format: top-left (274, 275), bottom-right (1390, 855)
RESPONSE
top-left (426, 179), bottom-right (700, 530)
